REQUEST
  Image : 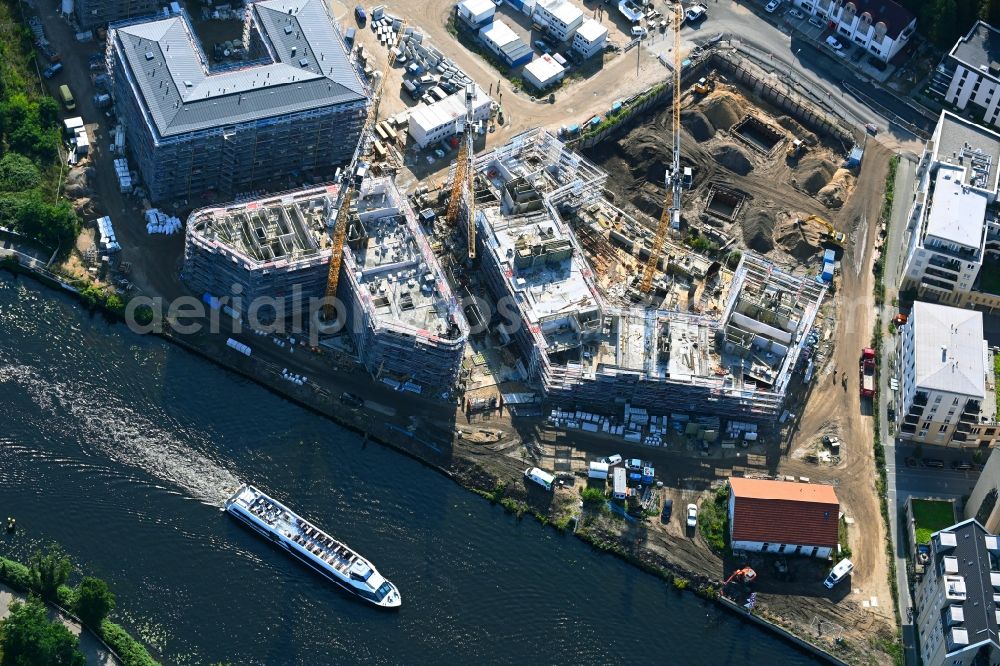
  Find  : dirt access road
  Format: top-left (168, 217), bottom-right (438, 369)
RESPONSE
top-left (780, 139), bottom-right (894, 623)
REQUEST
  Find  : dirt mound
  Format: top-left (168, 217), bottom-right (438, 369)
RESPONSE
top-left (817, 168), bottom-right (855, 209)
top-left (64, 166), bottom-right (94, 199)
top-left (681, 110), bottom-right (714, 142)
top-left (774, 115), bottom-right (818, 146)
top-left (795, 154), bottom-right (836, 195)
top-left (711, 144), bottom-right (753, 175)
top-left (774, 213), bottom-right (823, 260)
top-left (700, 91), bottom-right (745, 130)
top-left (741, 209), bottom-right (775, 253)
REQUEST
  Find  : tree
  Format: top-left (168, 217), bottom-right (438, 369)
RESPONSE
top-left (73, 577), bottom-right (115, 629)
top-left (0, 597), bottom-right (85, 666)
top-left (28, 544), bottom-right (71, 601)
top-left (0, 153), bottom-right (41, 192)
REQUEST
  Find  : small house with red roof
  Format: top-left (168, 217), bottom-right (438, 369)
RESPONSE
top-left (728, 477), bottom-right (840, 558)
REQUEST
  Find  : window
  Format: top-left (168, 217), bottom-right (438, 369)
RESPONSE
top-left (939, 424), bottom-right (948, 432)
top-left (953, 397), bottom-right (960, 405)
top-left (935, 396), bottom-right (943, 403)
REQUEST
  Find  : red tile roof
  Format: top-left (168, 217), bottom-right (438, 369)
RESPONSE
top-left (729, 478), bottom-right (840, 548)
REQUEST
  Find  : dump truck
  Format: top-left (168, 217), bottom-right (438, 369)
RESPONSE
top-left (860, 348), bottom-right (876, 398)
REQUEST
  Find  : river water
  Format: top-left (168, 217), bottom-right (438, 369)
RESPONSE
top-left (0, 273), bottom-right (818, 665)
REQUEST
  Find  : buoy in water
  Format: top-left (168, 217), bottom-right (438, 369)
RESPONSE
top-left (6, 517), bottom-right (15, 533)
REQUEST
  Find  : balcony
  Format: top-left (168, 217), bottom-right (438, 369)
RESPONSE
top-left (914, 392), bottom-right (929, 407)
top-left (904, 413), bottom-right (921, 425)
top-left (921, 277), bottom-right (955, 292)
top-left (925, 267), bottom-right (959, 282)
top-left (928, 256), bottom-right (962, 273)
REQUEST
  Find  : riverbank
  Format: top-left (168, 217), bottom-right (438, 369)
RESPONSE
top-left (0, 555), bottom-right (156, 665)
top-left (0, 261), bottom-right (891, 665)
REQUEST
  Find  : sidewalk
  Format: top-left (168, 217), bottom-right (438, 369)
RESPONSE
top-left (0, 583), bottom-right (121, 666)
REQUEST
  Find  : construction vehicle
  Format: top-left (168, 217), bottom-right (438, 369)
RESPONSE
top-left (322, 21), bottom-right (406, 320)
top-left (860, 347), bottom-right (876, 398)
top-left (640, 0), bottom-right (684, 294)
top-left (799, 214), bottom-right (845, 247)
top-left (893, 313), bottom-right (908, 326)
top-left (786, 138), bottom-right (805, 158)
top-left (445, 83), bottom-right (478, 260)
top-left (693, 76), bottom-right (714, 95)
top-left (724, 567), bottom-right (757, 585)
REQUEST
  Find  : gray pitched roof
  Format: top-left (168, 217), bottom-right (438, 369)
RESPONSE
top-left (113, 0), bottom-right (367, 138)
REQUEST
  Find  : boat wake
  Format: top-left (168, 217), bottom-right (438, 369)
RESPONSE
top-left (0, 362), bottom-right (241, 506)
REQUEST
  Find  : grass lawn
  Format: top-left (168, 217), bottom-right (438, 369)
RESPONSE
top-left (912, 498), bottom-right (956, 544)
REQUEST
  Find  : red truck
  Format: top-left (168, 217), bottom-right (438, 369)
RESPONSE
top-left (860, 348), bottom-right (876, 398)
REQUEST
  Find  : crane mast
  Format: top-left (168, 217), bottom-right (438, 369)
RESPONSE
top-left (446, 84), bottom-right (478, 260)
top-left (323, 22), bottom-right (406, 319)
top-left (640, 1), bottom-right (684, 294)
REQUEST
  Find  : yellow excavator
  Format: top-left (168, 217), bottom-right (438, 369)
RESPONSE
top-left (799, 214), bottom-right (845, 247)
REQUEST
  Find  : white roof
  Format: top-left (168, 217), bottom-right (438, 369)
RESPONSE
top-left (575, 18), bottom-right (607, 42)
top-left (479, 19), bottom-right (518, 48)
top-left (525, 55), bottom-right (565, 83)
top-left (925, 165), bottom-right (988, 250)
top-left (458, 0), bottom-right (496, 17)
top-left (538, 0), bottom-right (583, 24)
top-left (409, 84), bottom-right (490, 132)
top-left (912, 301), bottom-right (985, 398)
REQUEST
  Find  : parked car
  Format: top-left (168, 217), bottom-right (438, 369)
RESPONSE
top-left (824, 558), bottom-right (854, 589)
top-left (354, 4), bottom-right (366, 24)
top-left (952, 461), bottom-right (973, 471)
top-left (686, 503), bottom-right (698, 528)
top-left (787, 8), bottom-right (804, 19)
top-left (685, 4), bottom-right (707, 23)
top-left (603, 454), bottom-right (623, 466)
top-left (825, 35), bottom-right (844, 50)
top-left (923, 458), bottom-right (945, 468)
top-left (661, 499), bottom-right (673, 522)
top-left (42, 62), bottom-right (63, 79)
top-left (765, 0), bottom-right (782, 13)
top-left (808, 16), bottom-right (825, 28)
top-left (533, 39), bottom-right (552, 54)
top-left (631, 25), bottom-right (648, 38)
top-left (339, 392), bottom-right (364, 408)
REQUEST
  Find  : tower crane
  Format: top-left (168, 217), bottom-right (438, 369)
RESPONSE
top-left (323, 21), bottom-right (406, 320)
top-left (640, 1), bottom-right (684, 294)
top-left (445, 83), bottom-right (478, 260)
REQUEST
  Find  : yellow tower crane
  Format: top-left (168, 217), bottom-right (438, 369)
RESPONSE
top-left (640, 1), bottom-right (684, 294)
top-left (323, 21), bottom-right (406, 320)
top-left (445, 83), bottom-right (478, 260)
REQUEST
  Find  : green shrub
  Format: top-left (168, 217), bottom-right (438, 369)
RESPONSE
top-left (581, 486), bottom-right (606, 505)
top-left (100, 620), bottom-right (159, 666)
top-left (697, 485), bottom-right (730, 554)
top-left (29, 543), bottom-right (72, 601)
top-left (0, 152), bottom-right (41, 191)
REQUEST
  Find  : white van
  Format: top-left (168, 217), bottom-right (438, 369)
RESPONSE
top-left (524, 467), bottom-right (555, 491)
top-left (824, 558), bottom-right (854, 589)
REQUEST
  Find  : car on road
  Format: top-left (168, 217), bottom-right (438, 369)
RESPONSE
top-left (631, 26), bottom-right (648, 38)
top-left (661, 499), bottom-right (673, 522)
top-left (765, 0), bottom-right (782, 13)
top-left (686, 503), bottom-right (698, 528)
top-left (808, 16), bottom-right (825, 28)
top-left (825, 35), bottom-right (844, 50)
top-left (339, 392), bottom-right (365, 408)
top-left (787, 8), bottom-right (804, 19)
top-left (866, 123), bottom-right (880, 135)
top-left (952, 461), bottom-right (973, 471)
top-left (923, 458), bottom-right (945, 468)
top-left (42, 63), bottom-right (63, 79)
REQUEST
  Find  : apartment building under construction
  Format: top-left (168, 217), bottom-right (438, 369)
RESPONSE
top-left (183, 184), bottom-right (337, 318)
top-left (340, 178), bottom-right (468, 392)
top-left (108, 0), bottom-right (368, 203)
top-left (471, 129), bottom-right (825, 420)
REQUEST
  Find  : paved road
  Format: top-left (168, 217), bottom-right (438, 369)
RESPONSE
top-left (878, 153), bottom-right (917, 665)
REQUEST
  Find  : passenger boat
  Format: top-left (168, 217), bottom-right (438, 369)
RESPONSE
top-left (225, 485), bottom-right (401, 608)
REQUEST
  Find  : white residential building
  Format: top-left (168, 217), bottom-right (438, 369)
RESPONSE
top-left (407, 84), bottom-right (492, 148)
top-left (792, 0), bottom-right (916, 62)
top-left (914, 520), bottom-right (1000, 666)
top-left (532, 0), bottom-right (583, 42)
top-left (901, 111), bottom-right (1000, 307)
top-left (897, 301), bottom-right (996, 448)
top-left (571, 18), bottom-right (607, 59)
top-left (938, 22), bottom-right (1000, 128)
top-left (456, 0), bottom-right (495, 28)
top-left (523, 54), bottom-right (565, 90)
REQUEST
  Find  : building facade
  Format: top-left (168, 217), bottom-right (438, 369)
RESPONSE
top-left (901, 111), bottom-right (1000, 308)
top-left (792, 0), bottom-right (916, 62)
top-left (531, 0), bottom-right (583, 42)
top-left (966, 447), bottom-right (1000, 533)
top-left (896, 301), bottom-right (998, 448)
top-left (75, 0), bottom-right (158, 30)
top-left (109, 0), bottom-right (368, 203)
top-left (914, 519), bottom-right (1000, 666)
top-left (727, 477), bottom-right (839, 558)
top-left (478, 20), bottom-right (533, 68)
top-left (455, 0), bottom-right (495, 29)
top-left (938, 22), bottom-right (1000, 128)
top-left (523, 55), bottom-right (565, 90)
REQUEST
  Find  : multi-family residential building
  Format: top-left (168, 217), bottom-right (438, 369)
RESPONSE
top-left (966, 447), bottom-right (1000, 533)
top-left (531, 0), bottom-right (583, 42)
top-left (901, 111), bottom-right (1000, 308)
top-left (792, 0), bottom-right (916, 62)
top-left (108, 0), bottom-right (368, 203)
top-left (935, 21), bottom-right (1000, 128)
top-left (571, 18), bottom-right (608, 60)
top-left (914, 519), bottom-right (1000, 666)
top-left (75, 0), bottom-right (158, 30)
top-left (896, 301), bottom-right (998, 448)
